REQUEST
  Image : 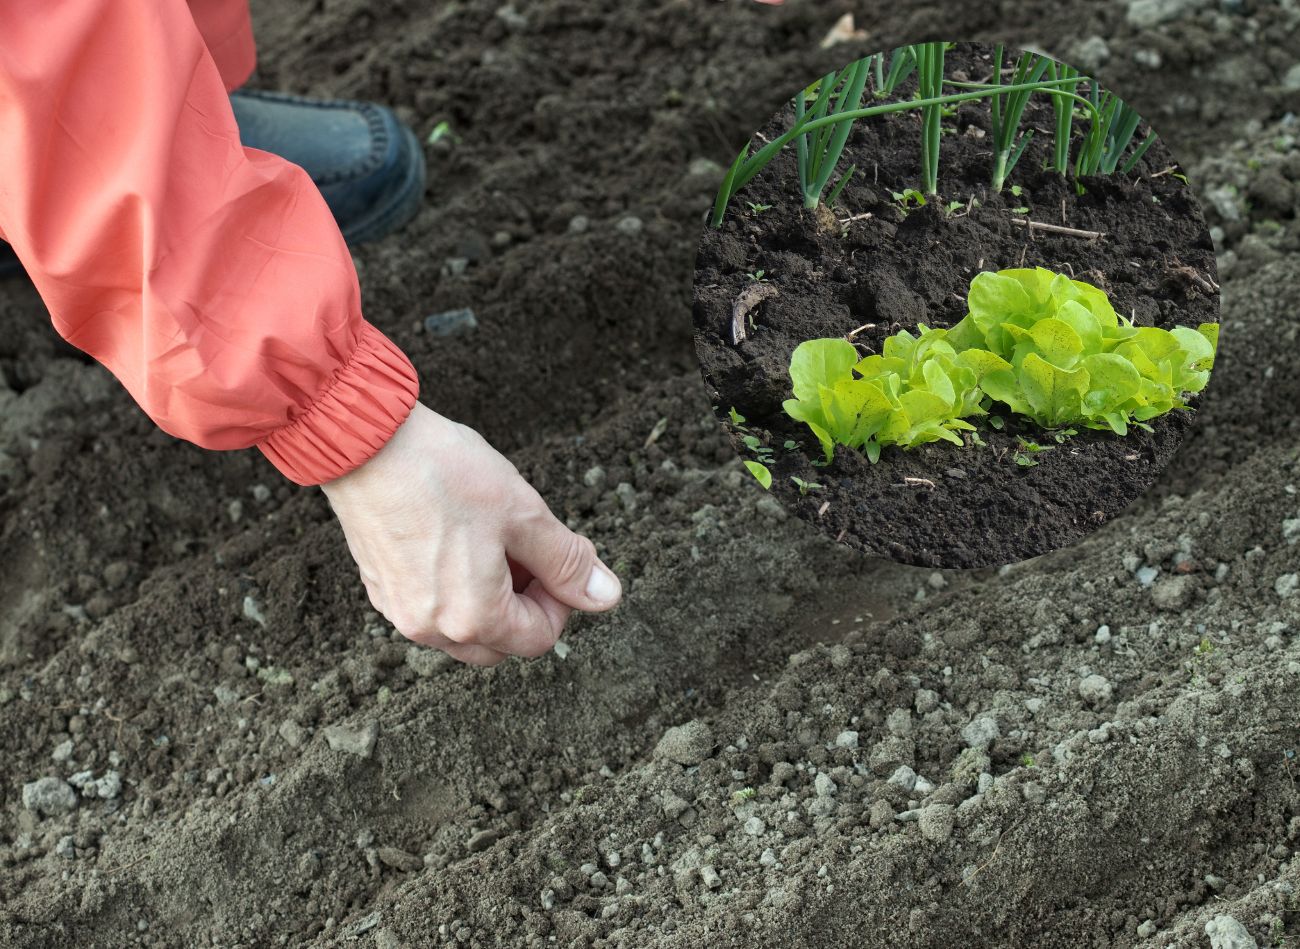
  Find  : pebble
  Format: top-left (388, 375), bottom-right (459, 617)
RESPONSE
top-left (1133, 48), bottom-right (1163, 69)
top-left (51, 739), bottom-right (74, 763)
top-left (654, 720), bottom-right (714, 766)
top-left (615, 482), bottom-right (638, 513)
top-left (467, 829), bottom-right (500, 853)
top-left (961, 717), bottom-right (1000, 751)
top-left (324, 721), bottom-right (379, 759)
top-left (242, 596), bottom-right (268, 627)
top-left (1126, 0), bottom-right (1207, 28)
top-left (1135, 566), bottom-right (1160, 587)
top-left (55, 835), bottom-right (76, 859)
top-left (688, 157), bottom-right (726, 178)
top-left (1071, 35), bottom-right (1111, 71)
top-left (1079, 674), bottom-right (1114, 707)
top-left (699, 865), bottom-right (722, 889)
top-left (1205, 914), bottom-right (1258, 949)
top-left (582, 466), bottom-right (606, 488)
top-left (1276, 574), bottom-right (1299, 598)
top-left (568, 215), bottom-right (590, 234)
top-left (887, 766), bottom-right (918, 793)
top-left (423, 308), bottom-right (478, 337)
top-left (743, 816), bottom-right (766, 837)
top-left (814, 773), bottom-right (837, 798)
top-left (1137, 920), bottom-right (1158, 938)
top-left (759, 848), bottom-right (777, 867)
top-left (279, 720), bottom-right (306, 748)
top-left (918, 803), bottom-right (955, 842)
top-left (376, 847), bottom-right (423, 872)
top-left (94, 770), bottom-right (122, 799)
top-left (1095, 625), bottom-right (1111, 644)
top-left (22, 777), bottom-right (78, 817)
top-left (833, 730), bottom-right (859, 750)
top-left (1283, 64), bottom-right (1300, 92)
top-left (615, 216), bottom-right (644, 236)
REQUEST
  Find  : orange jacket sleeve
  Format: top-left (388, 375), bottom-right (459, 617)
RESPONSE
top-left (0, 0), bottom-right (419, 486)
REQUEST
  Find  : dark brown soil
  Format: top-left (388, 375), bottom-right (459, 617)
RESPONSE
top-left (694, 43), bottom-right (1220, 569)
top-left (1, 3), bottom-right (1298, 948)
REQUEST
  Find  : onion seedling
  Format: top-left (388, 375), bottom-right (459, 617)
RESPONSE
top-left (1074, 84), bottom-right (1157, 177)
top-left (1045, 61), bottom-right (1079, 175)
top-left (912, 42), bottom-right (946, 195)
top-left (711, 74), bottom-right (1095, 227)
top-left (873, 46), bottom-right (915, 97)
top-left (795, 58), bottom-right (871, 209)
top-left (988, 46), bottom-right (1051, 192)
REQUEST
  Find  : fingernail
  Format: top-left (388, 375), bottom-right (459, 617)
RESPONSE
top-left (585, 564), bottom-right (622, 605)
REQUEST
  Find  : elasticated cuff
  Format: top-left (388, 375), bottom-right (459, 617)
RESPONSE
top-left (257, 322), bottom-right (419, 486)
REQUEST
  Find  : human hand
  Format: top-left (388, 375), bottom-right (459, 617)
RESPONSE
top-left (321, 403), bottom-right (622, 666)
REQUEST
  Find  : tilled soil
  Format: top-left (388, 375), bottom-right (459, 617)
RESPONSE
top-left (694, 42), bottom-right (1219, 569)
top-left (1, 2), bottom-right (1299, 948)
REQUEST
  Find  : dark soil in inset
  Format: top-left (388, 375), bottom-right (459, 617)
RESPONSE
top-left (694, 43), bottom-right (1220, 569)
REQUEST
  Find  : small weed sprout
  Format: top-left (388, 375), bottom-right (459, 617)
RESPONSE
top-left (732, 787), bottom-right (757, 804)
top-left (791, 476), bottom-right (824, 496)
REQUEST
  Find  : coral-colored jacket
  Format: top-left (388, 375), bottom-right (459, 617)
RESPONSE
top-left (0, 0), bottom-right (419, 485)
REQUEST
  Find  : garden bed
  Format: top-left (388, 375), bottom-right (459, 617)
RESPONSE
top-left (2, 4), bottom-right (1298, 949)
top-left (694, 43), bottom-right (1220, 568)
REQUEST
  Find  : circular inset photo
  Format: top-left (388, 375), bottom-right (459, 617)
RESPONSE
top-left (693, 41), bottom-right (1221, 569)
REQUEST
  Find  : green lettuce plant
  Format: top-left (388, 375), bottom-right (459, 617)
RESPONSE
top-left (782, 267), bottom-right (1218, 463)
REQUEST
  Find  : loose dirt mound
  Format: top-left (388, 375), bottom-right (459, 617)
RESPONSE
top-left (1, 2), bottom-right (1298, 947)
top-left (694, 42), bottom-right (1219, 569)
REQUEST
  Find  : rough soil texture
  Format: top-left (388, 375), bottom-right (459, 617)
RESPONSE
top-left (1, 2), bottom-right (1299, 948)
top-left (694, 42), bottom-right (1220, 569)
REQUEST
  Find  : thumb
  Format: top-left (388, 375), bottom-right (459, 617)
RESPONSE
top-left (509, 514), bottom-right (622, 612)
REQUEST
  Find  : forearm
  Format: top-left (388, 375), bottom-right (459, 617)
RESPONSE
top-left (0, 0), bottom-right (417, 484)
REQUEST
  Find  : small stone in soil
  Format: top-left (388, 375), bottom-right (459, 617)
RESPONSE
top-left (467, 829), bottom-right (500, 853)
top-left (22, 777), bottom-right (78, 817)
top-left (1205, 914), bottom-right (1256, 949)
top-left (961, 717), bottom-right (1000, 751)
top-left (324, 721), bottom-right (379, 759)
top-left (1078, 674), bottom-right (1114, 707)
top-left (887, 766), bottom-right (918, 793)
top-left (833, 730), bottom-right (859, 750)
top-left (423, 308), bottom-right (478, 337)
top-left (376, 847), bottom-right (423, 872)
